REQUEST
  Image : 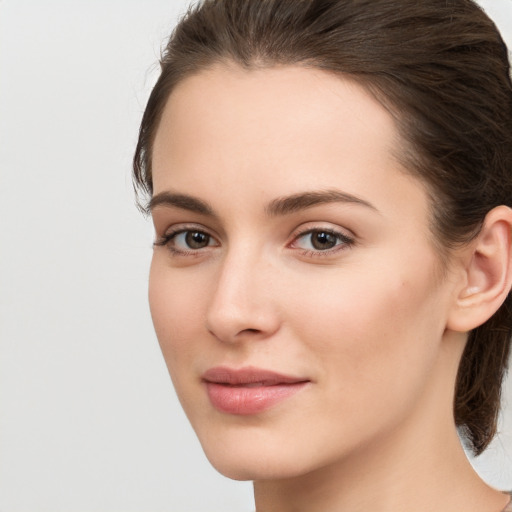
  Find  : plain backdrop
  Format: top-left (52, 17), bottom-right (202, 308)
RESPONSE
top-left (0, 1), bottom-right (511, 511)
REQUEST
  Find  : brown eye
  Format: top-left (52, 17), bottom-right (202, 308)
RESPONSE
top-left (185, 231), bottom-right (211, 249)
top-left (156, 229), bottom-right (218, 253)
top-left (292, 228), bottom-right (354, 254)
top-left (310, 231), bottom-right (338, 250)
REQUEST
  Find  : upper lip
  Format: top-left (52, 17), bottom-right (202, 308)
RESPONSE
top-left (202, 366), bottom-right (309, 386)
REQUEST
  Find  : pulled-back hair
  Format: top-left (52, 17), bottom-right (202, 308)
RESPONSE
top-left (133, 0), bottom-right (512, 455)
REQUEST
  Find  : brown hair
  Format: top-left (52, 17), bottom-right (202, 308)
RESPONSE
top-left (133, 0), bottom-right (512, 455)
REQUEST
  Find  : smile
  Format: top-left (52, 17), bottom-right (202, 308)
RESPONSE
top-left (202, 366), bottom-right (310, 415)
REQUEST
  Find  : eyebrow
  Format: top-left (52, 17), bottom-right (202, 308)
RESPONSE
top-left (148, 192), bottom-right (216, 217)
top-left (265, 189), bottom-right (378, 216)
top-left (148, 189), bottom-right (378, 217)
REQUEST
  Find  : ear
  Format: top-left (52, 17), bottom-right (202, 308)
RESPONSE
top-left (447, 205), bottom-right (512, 333)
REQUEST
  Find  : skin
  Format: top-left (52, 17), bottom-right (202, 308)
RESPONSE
top-left (149, 64), bottom-right (510, 512)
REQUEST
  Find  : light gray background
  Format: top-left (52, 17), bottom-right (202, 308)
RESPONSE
top-left (0, 1), bottom-right (511, 511)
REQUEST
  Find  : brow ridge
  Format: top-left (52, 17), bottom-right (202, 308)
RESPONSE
top-left (148, 188), bottom-right (377, 218)
top-left (265, 189), bottom-right (377, 216)
top-left (148, 192), bottom-right (215, 216)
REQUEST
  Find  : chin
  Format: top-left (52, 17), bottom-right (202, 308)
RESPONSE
top-left (203, 450), bottom-right (308, 481)
top-left (196, 427), bottom-right (333, 482)
top-left (198, 436), bottom-right (274, 480)
top-left (205, 457), bottom-right (262, 481)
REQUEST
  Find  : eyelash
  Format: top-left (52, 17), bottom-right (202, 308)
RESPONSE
top-left (154, 226), bottom-right (355, 258)
top-left (290, 228), bottom-right (355, 257)
top-left (154, 226), bottom-right (217, 256)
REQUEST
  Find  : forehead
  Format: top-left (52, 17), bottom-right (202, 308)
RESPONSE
top-left (152, 63), bottom-right (428, 226)
top-left (153, 64), bottom-right (398, 173)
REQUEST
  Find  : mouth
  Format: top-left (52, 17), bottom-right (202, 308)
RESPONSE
top-left (202, 366), bottom-right (310, 415)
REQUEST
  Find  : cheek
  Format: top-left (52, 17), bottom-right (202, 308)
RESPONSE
top-left (287, 259), bottom-right (446, 393)
top-left (148, 257), bottom-right (216, 421)
top-left (276, 265), bottom-right (447, 453)
top-left (148, 257), bottom-right (205, 371)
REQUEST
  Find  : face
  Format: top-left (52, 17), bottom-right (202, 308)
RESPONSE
top-left (149, 64), bottom-right (460, 481)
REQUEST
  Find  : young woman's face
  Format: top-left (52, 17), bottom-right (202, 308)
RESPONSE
top-left (149, 65), bottom-right (462, 480)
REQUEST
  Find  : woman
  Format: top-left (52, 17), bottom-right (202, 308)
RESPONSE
top-left (133, 1), bottom-right (512, 510)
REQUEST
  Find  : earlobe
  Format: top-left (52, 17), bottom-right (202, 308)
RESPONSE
top-left (447, 205), bottom-right (512, 333)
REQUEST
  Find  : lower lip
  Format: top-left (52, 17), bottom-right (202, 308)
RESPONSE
top-left (205, 382), bottom-right (308, 415)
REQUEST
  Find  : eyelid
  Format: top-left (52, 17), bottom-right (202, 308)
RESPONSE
top-left (154, 223), bottom-right (220, 255)
top-left (288, 224), bottom-right (355, 256)
top-left (154, 221), bottom-right (355, 258)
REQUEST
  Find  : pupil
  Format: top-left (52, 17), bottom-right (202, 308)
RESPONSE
top-left (312, 231), bottom-right (336, 250)
top-left (186, 231), bottom-right (209, 249)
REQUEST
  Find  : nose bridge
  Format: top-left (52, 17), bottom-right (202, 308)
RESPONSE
top-left (205, 242), bottom-right (278, 342)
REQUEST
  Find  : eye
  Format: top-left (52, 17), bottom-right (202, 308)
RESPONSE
top-left (292, 228), bottom-right (354, 253)
top-left (154, 227), bottom-right (218, 254)
top-left (175, 230), bottom-right (213, 250)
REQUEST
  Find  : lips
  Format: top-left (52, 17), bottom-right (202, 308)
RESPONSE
top-left (202, 366), bottom-right (310, 415)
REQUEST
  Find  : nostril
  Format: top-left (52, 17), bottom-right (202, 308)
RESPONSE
top-left (239, 328), bottom-right (261, 335)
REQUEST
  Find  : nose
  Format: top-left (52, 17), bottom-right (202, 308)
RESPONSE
top-left (205, 249), bottom-right (281, 344)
